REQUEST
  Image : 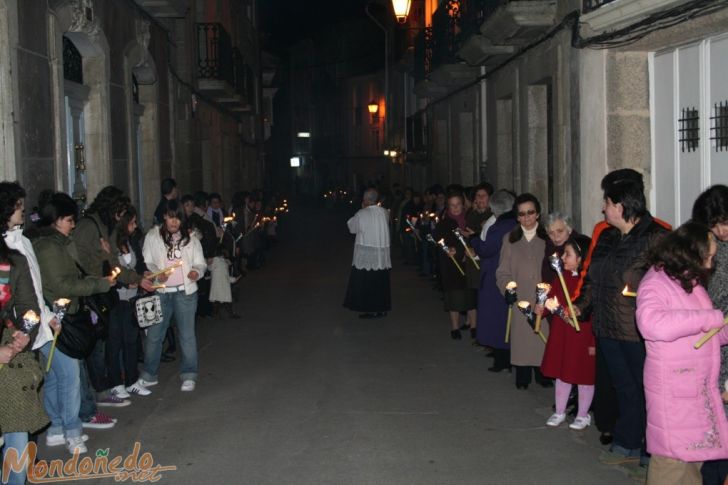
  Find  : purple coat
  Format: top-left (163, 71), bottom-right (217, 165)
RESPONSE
top-left (470, 212), bottom-right (518, 348)
top-left (637, 267), bottom-right (728, 462)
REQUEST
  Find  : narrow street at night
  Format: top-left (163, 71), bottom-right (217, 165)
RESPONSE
top-left (34, 206), bottom-right (629, 485)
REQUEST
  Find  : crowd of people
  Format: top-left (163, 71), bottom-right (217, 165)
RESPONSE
top-left (376, 171), bottom-right (728, 484)
top-left (0, 178), bottom-right (283, 485)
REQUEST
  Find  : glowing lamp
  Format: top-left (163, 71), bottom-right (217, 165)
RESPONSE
top-left (391, 0), bottom-right (412, 24)
top-left (367, 100), bottom-right (379, 114)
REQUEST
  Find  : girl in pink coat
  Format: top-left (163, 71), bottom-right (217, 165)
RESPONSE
top-left (636, 222), bottom-right (728, 485)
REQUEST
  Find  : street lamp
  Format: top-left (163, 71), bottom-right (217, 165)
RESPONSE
top-left (367, 100), bottom-right (379, 114)
top-left (391, 0), bottom-right (412, 24)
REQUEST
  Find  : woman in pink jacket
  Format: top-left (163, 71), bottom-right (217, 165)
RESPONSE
top-left (636, 222), bottom-right (728, 485)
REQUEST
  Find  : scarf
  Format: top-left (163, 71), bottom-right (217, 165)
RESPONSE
top-left (448, 210), bottom-right (467, 231)
top-left (522, 225), bottom-right (538, 242)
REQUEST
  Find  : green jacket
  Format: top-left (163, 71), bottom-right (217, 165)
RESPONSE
top-left (33, 229), bottom-right (111, 314)
top-left (74, 213), bottom-right (142, 285)
top-left (0, 252), bottom-right (48, 434)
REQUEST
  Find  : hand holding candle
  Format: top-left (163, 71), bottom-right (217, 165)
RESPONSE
top-left (534, 283), bottom-right (551, 333)
top-left (435, 238), bottom-right (465, 276)
top-left (622, 285), bottom-right (637, 297)
top-left (504, 282), bottom-right (518, 343)
top-left (453, 228), bottom-right (480, 269)
top-left (46, 299), bottom-right (70, 373)
top-left (694, 315), bottom-right (728, 349)
top-left (548, 253), bottom-right (580, 332)
top-left (145, 262), bottom-right (183, 281)
top-left (545, 296), bottom-right (575, 329)
top-left (516, 301), bottom-right (547, 343)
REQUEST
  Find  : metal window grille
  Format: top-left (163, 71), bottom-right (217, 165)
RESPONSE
top-left (678, 107), bottom-right (699, 153)
top-left (710, 101), bottom-right (728, 152)
top-left (63, 36), bottom-right (83, 84)
top-left (583, 0), bottom-right (618, 14)
top-left (132, 75), bottom-right (139, 105)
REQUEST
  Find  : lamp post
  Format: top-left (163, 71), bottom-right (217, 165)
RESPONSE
top-left (391, 0), bottom-right (412, 23)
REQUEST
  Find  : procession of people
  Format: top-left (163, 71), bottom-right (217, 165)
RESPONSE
top-left (0, 178), bottom-right (283, 485)
top-left (345, 170), bottom-right (728, 485)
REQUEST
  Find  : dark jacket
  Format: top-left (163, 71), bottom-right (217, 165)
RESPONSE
top-left (188, 212), bottom-right (219, 259)
top-left (575, 213), bottom-right (668, 342)
top-left (433, 215), bottom-right (467, 291)
top-left (0, 252), bottom-right (49, 434)
top-left (33, 229), bottom-right (111, 314)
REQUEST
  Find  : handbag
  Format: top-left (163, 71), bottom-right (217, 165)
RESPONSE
top-left (79, 216), bottom-right (120, 329)
top-left (55, 307), bottom-right (96, 359)
top-left (134, 294), bottom-right (163, 328)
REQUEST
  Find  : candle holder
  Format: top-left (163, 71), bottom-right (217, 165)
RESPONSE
top-left (534, 283), bottom-right (551, 333)
top-left (548, 253), bottom-right (580, 332)
top-left (517, 301), bottom-right (546, 343)
top-left (435, 238), bottom-right (465, 276)
top-left (453, 228), bottom-right (480, 269)
top-left (504, 281), bottom-right (518, 343)
top-left (46, 299), bottom-right (71, 373)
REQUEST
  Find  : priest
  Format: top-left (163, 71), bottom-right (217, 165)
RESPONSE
top-left (343, 188), bottom-right (391, 319)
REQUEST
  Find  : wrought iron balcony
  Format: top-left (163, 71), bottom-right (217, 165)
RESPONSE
top-left (413, 27), bottom-right (433, 83)
top-left (431, 0), bottom-right (462, 68)
top-left (583, 0), bottom-right (618, 13)
top-left (197, 24), bottom-right (253, 109)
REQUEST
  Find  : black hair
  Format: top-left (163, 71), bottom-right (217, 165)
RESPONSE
top-left (161, 178), bottom-right (177, 197)
top-left (158, 199), bottom-right (191, 250)
top-left (563, 237), bottom-right (589, 272)
top-left (648, 221), bottom-right (713, 293)
top-left (692, 185), bottom-right (728, 227)
top-left (193, 191), bottom-right (209, 208)
top-left (429, 184), bottom-right (445, 196)
top-left (40, 192), bottom-right (79, 227)
top-left (508, 193), bottom-right (548, 243)
top-left (116, 205), bottom-right (138, 254)
top-left (180, 194), bottom-right (194, 205)
top-left (603, 179), bottom-right (647, 223)
top-left (601, 169), bottom-right (644, 192)
top-left (86, 186), bottom-right (127, 231)
top-left (0, 181), bottom-right (26, 264)
top-left (208, 192), bottom-right (222, 202)
top-left (473, 182), bottom-right (494, 197)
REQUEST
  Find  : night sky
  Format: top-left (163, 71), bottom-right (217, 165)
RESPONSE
top-left (260, 0), bottom-right (374, 52)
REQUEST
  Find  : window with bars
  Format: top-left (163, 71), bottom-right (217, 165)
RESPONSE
top-left (678, 107), bottom-right (699, 152)
top-left (63, 36), bottom-right (83, 84)
top-left (711, 101), bottom-right (728, 152)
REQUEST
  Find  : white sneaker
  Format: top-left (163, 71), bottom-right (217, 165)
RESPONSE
top-left (46, 433), bottom-right (88, 447)
top-left (180, 380), bottom-right (196, 392)
top-left (66, 435), bottom-right (88, 455)
top-left (136, 378), bottom-right (158, 387)
top-left (546, 413), bottom-right (567, 427)
top-left (126, 381), bottom-right (152, 396)
top-left (110, 384), bottom-right (130, 399)
top-left (569, 415), bottom-right (592, 430)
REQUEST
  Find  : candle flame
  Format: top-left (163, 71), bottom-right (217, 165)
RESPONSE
top-left (55, 298), bottom-right (71, 307)
top-left (622, 285), bottom-right (637, 297)
top-left (517, 301), bottom-right (531, 310)
top-left (506, 281), bottom-right (518, 290)
top-left (23, 310), bottom-right (40, 322)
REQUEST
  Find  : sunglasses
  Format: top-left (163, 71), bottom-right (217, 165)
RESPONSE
top-left (517, 210), bottom-right (537, 217)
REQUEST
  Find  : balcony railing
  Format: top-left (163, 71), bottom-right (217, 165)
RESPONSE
top-left (198, 23), bottom-right (234, 86)
top-left (583, 0), bottom-right (618, 13)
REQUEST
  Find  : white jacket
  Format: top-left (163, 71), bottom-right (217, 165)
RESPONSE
top-left (142, 227), bottom-right (206, 295)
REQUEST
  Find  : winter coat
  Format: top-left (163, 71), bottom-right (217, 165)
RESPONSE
top-left (433, 216), bottom-right (467, 292)
top-left (540, 271), bottom-right (596, 385)
top-left (575, 213), bottom-right (668, 342)
top-left (0, 253), bottom-right (49, 434)
top-left (637, 267), bottom-right (728, 462)
top-left (74, 213), bottom-right (143, 286)
top-left (708, 239), bottom-right (728, 416)
top-left (33, 230), bottom-right (111, 314)
top-left (471, 212), bottom-right (517, 348)
top-left (495, 228), bottom-right (549, 366)
top-left (142, 227), bottom-right (206, 296)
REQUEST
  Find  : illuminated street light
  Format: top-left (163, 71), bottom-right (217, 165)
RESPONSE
top-left (391, 0), bottom-right (412, 24)
top-left (368, 100), bottom-right (379, 114)
top-left (297, 132), bottom-right (311, 138)
top-left (383, 150), bottom-right (390, 156)
top-left (290, 157), bottom-right (301, 167)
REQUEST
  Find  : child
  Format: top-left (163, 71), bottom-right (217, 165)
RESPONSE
top-left (538, 237), bottom-right (595, 430)
top-left (637, 222), bottom-right (728, 485)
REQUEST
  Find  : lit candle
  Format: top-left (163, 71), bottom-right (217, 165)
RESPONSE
top-left (622, 285), bottom-right (637, 297)
top-left (534, 283), bottom-right (551, 333)
top-left (504, 282), bottom-right (518, 344)
top-left (46, 299), bottom-right (71, 373)
top-left (453, 228), bottom-right (479, 269)
top-left (516, 301), bottom-right (546, 343)
top-left (548, 253), bottom-right (580, 332)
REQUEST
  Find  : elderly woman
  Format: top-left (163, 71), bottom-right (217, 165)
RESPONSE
top-left (541, 212), bottom-right (590, 282)
top-left (495, 193), bottom-right (551, 389)
top-left (471, 190), bottom-right (517, 370)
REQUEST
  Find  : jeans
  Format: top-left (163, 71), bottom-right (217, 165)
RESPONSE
top-left (85, 338), bottom-right (109, 395)
top-left (79, 361), bottom-right (97, 422)
top-left (39, 342), bottom-right (82, 439)
top-left (141, 291), bottom-right (198, 382)
top-left (106, 301), bottom-right (139, 387)
top-left (598, 337), bottom-right (647, 452)
top-left (1, 432), bottom-right (28, 485)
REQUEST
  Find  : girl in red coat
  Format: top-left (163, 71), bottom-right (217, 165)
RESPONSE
top-left (538, 237), bottom-right (596, 430)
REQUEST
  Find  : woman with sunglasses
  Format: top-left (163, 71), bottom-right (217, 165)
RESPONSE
top-left (495, 193), bottom-right (551, 389)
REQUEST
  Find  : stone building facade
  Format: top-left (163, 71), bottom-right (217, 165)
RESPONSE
top-left (408, 0), bottom-right (728, 233)
top-left (0, 0), bottom-right (264, 227)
